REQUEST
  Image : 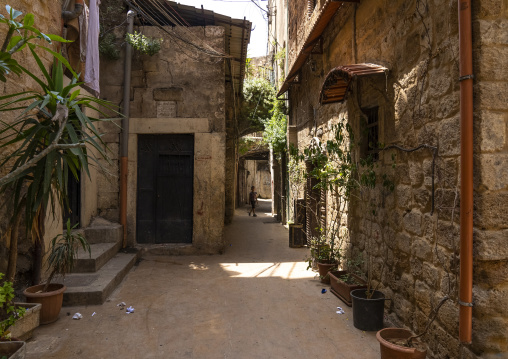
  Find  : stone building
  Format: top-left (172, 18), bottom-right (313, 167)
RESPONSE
top-left (97, 1), bottom-right (251, 253)
top-left (1, 0), bottom-right (250, 291)
top-left (270, 0), bottom-right (508, 358)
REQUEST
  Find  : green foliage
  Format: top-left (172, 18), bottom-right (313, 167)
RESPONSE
top-left (262, 98), bottom-right (287, 159)
top-left (45, 220), bottom-right (90, 288)
top-left (0, 6), bottom-right (68, 82)
top-left (99, 27), bottom-right (120, 60)
top-left (0, 6), bottom-right (117, 281)
top-left (0, 273), bottom-right (25, 339)
top-left (125, 31), bottom-right (162, 56)
top-left (242, 77), bottom-right (275, 132)
top-left (241, 77), bottom-right (287, 157)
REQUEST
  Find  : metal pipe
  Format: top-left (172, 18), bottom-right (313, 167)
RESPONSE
top-left (458, 0), bottom-right (473, 344)
top-left (120, 10), bottom-right (136, 248)
top-left (62, 0), bottom-right (84, 22)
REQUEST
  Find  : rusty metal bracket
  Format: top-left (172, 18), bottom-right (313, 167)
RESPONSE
top-left (459, 300), bottom-right (474, 307)
top-left (459, 74), bottom-right (474, 81)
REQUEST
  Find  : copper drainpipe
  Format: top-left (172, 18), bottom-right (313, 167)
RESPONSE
top-left (120, 10), bottom-right (136, 248)
top-left (458, 0), bottom-right (473, 344)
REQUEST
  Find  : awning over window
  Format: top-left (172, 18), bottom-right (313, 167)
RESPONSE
top-left (319, 63), bottom-right (388, 104)
top-left (277, 0), bottom-right (356, 97)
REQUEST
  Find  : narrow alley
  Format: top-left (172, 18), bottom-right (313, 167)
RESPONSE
top-left (25, 200), bottom-right (379, 358)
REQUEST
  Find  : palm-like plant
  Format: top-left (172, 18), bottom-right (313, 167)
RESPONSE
top-left (0, 6), bottom-right (118, 284)
top-left (43, 219), bottom-right (90, 292)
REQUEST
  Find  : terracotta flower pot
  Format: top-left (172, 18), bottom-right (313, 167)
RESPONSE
top-left (376, 328), bottom-right (427, 359)
top-left (317, 262), bottom-right (336, 284)
top-left (329, 270), bottom-right (367, 306)
top-left (23, 284), bottom-right (66, 325)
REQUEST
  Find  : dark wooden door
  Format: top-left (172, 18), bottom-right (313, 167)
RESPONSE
top-left (137, 134), bottom-right (194, 244)
top-left (63, 171), bottom-right (80, 228)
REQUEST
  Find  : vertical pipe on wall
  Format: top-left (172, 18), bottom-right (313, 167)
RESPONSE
top-left (120, 10), bottom-right (136, 248)
top-left (458, 0), bottom-right (473, 344)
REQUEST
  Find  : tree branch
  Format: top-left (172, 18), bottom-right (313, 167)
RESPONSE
top-left (0, 104), bottom-right (69, 188)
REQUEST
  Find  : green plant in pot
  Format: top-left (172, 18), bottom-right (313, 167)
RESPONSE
top-left (0, 6), bottom-right (116, 296)
top-left (349, 153), bottom-right (395, 331)
top-left (329, 254), bottom-right (367, 306)
top-left (23, 220), bottom-right (90, 324)
top-left (0, 273), bottom-right (26, 359)
top-left (0, 274), bottom-right (26, 341)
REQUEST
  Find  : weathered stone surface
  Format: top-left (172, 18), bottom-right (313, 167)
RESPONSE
top-left (479, 154), bottom-right (508, 191)
top-left (412, 238), bottom-right (433, 261)
top-left (422, 262), bottom-right (440, 288)
top-left (474, 229), bottom-right (508, 261)
top-left (403, 210), bottom-right (423, 236)
top-left (479, 111), bottom-right (507, 152)
top-left (153, 87), bottom-right (183, 102)
top-left (474, 192), bottom-right (508, 229)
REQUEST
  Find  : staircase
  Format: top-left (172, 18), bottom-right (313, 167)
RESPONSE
top-left (58, 218), bottom-right (140, 306)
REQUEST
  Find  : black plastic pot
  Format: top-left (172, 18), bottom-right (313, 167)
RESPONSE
top-left (351, 289), bottom-right (388, 331)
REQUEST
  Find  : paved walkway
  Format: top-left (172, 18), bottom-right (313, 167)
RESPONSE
top-left (26, 199), bottom-right (380, 358)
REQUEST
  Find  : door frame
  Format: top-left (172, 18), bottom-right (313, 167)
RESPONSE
top-left (127, 117), bottom-right (221, 247)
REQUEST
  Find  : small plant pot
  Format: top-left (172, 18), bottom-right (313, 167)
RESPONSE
top-left (329, 271), bottom-right (367, 306)
top-left (317, 262), bottom-right (336, 284)
top-left (23, 284), bottom-right (66, 325)
top-left (9, 303), bottom-right (41, 341)
top-left (350, 289), bottom-right (387, 331)
top-left (0, 341), bottom-right (26, 359)
top-left (376, 328), bottom-right (427, 359)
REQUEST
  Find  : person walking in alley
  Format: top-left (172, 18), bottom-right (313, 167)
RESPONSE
top-left (248, 186), bottom-right (258, 217)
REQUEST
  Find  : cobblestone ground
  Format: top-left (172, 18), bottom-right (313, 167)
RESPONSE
top-left (26, 199), bottom-right (380, 359)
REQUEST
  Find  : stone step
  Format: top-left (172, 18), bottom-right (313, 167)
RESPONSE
top-left (72, 241), bottom-right (122, 273)
top-left (60, 249), bottom-right (139, 306)
top-left (84, 223), bottom-right (122, 244)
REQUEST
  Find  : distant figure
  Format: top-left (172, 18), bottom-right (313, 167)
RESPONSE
top-left (248, 186), bottom-right (258, 217)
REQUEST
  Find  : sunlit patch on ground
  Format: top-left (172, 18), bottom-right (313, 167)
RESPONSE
top-left (220, 261), bottom-right (313, 279)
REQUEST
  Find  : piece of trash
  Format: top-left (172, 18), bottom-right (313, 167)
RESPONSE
top-left (321, 289), bottom-right (327, 294)
top-left (72, 313), bottom-right (83, 320)
top-left (336, 307), bottom-right (345, 315)
top-left (92, 312), bottom-right (96, 317)
top-left (126, 306), bottom-right (135, 314)
top-left (117, 302), bottom-right (126, 307)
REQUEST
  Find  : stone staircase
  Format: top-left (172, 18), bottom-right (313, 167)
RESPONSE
top-left (58, 218), bottom-right (140, 306)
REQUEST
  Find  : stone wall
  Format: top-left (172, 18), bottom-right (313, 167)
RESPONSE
top-left (244, 160), bottom-right (271, 199)
top-left (100, 25), bottom-right (228, 252)
top-left (286, 0), bottom-right (508, 357)
top-left (0, 1), bottom-right (63, 284)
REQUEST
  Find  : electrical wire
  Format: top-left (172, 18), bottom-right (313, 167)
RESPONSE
top-left (125, 0), bottom-right (231, 58)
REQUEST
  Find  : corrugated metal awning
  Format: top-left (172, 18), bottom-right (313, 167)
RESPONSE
top-left (277, 0), bottom-right (359, 97)
top-left (319, 63), bottom-right (388, 104)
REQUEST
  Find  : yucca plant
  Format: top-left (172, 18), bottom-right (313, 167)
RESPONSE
top-left (43, 220), bottom-right (90, 292)
top-left (0, 6), bottom-right (118, 284)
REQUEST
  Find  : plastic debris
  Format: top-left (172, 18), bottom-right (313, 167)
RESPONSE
top-left (336, 307), bottom-right (345, 315)
top-left (117, 302), bottom-right (126, 307)
top-left (72, 313), bottom-right (83, 320)
top-left (126, 306), bottom-right (135, 314)
top-left (92, 312), bottom-right (96, 317)
top-left (321, 288), bottom-right (327, 294)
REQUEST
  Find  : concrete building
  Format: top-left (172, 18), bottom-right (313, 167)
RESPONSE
top-left (271, 0), bottom-right (508, 358)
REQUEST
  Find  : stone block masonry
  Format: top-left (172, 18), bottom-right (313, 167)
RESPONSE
top-left (285, 0), bottom-right (508, 357)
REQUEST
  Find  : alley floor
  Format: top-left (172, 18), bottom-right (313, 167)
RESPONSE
top-left (26, 199), bottom-right (380, 358)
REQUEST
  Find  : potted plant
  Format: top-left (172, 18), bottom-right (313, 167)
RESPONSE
top-left (349, 152), bottom-right (395, 331)
top-left (0, 273), bottom-right (26, 359)
top-left (329, 255), bottom-right (367, 306)
top-left (23, 220), bottom-right (90, 324)
top-left (376, 296), bottom-right (450, 358)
